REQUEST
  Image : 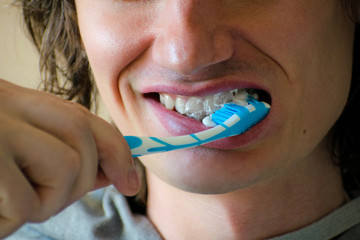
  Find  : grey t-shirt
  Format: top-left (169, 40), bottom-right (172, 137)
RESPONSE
top-left (6, 186), bottom-right (360, 240)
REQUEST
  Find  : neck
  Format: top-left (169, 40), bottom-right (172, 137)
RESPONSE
top-left (146, 148), bottom-right (345, 240)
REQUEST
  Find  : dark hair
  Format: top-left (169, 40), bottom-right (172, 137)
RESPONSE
top-left (332, 4), bottom-right (360, 197)
top-left (19, 0), bottom-right (93, 109)
top-left (17, 0), bottom-right (360, 200)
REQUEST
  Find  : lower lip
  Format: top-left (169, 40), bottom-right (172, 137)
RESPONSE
top-left (146, 98), bottom-right (272, 149)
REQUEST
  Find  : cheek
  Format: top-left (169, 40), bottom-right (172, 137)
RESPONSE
top-left (79, 21), bottom-right (144, 84)
top-left (76, 1), bottom-right (155, 90)
top-left (75, 1), bottom-right (157, 132)
top-left (269, 2), bottom-right (353, 146)
top-left (81, 23), bottom-right (136, 127)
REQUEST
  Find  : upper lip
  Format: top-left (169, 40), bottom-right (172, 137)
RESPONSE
top-left (139, 78), bottom-right (271, 99)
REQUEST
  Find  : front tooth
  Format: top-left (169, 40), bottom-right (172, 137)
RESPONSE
top-left (160, 93), bottom-right (175, 110)
top-left (233, 97), bottom-right (248, 106)
top-left (213, 91), bottom-right (233, 106)
top-left (203, 95), bottom-right (220, 115)
top-left (175, 96), bottom-right (186, 114)
top-left (233, 92), bottom-right (249, 106)
top-left (185, 97), bottom-right (204, 114)
top-left (164, 89), bottom-right (258, 122)
top-left (236, 89), bottom-right (250, 100)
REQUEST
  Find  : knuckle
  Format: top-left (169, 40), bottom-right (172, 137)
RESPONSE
top-left (61, 149), bottom-right (82, 176)
top-left (48, 149), bottom-right (82, 189)
top-left (65, 102), bottom-right (92, 133)
top-left (99, 141), bottom-right (122, 163)
top-left (0, 80), bottom-right (27, 107)
top-left (68, 101), bottom-right (90, 118)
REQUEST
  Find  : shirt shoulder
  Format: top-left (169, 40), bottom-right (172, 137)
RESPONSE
top-left (5, 186), bottom-right (162, 240)
top-left (269, 197), bottom-right (360, 240)
top-left (334, 223), bottom-right (360, 240)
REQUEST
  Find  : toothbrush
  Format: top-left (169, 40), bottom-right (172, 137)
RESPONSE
top-left (125, 96), bottom-right (270, 157)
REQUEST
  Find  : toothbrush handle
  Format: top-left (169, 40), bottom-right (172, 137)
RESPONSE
top-left (124, 124), bottom-right (228, 157)
top-left (124, 136), bottom-right (192, 157)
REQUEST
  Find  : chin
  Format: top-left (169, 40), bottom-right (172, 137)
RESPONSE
top-left (156, 168), bottom-right (262, 195)
top-left (140, 147), bottom-right (273, 195)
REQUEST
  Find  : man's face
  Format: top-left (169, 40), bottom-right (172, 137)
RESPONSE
top-left (75, 0), bottom-right (354, 193)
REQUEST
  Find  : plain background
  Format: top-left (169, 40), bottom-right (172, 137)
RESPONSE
top-left (0, 0), bottom-right (110, 119)
top-left (0, 0), bottom-right (40, 88)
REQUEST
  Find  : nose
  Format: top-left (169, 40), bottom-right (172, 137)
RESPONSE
top-left (151, 1), bottom-right (234, 75)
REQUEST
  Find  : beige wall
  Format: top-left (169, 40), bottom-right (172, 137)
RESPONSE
top-left (0, 1), bottom-right (110, 119)
top-left (0, 0), bottom-right (40, 89)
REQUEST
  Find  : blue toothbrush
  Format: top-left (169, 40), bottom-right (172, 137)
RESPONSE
top-left (125, 97), bottom-right (270, 157)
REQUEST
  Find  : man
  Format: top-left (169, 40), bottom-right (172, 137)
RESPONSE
top-left (1, 0), bottom-right (360, 239)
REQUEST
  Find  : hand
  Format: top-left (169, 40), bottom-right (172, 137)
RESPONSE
top-left (0, 79), bottom-right (140, 238)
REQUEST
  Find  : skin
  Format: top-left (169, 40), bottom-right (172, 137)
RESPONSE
top-left (0, 0), bottom-right (355, 239)
top-left (0, 81), bottom-right (140, 238)
top-left (75, 0), bottom-right (355, 239)
top-left (75, 0), bottom-right (354, 191)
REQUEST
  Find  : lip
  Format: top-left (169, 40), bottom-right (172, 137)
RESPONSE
top-left (141, 81), bottom-right (274, 149)
top-left (141, 79), bottom-right (270, 97)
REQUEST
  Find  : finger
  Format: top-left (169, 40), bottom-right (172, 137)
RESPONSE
top-left (7, 124), bottom-right (82, 222)
top-left (13, 96), bottom-right (99, 202)
top-left (0, 151), bottom-right (39, 238)
top-left (3, 83), bottom-right (139, 196)
top-left (17, 91), bottom-right (140, 196)
top-left (93, 167), bottom-right (111, 190)
top-left (89, 116), bottom-right (141, 196)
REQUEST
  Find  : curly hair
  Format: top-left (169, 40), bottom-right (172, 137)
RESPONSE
top-left (19, 0), bottom-right (93, 108)
top-left (16, 0), bottom-right (360, 200)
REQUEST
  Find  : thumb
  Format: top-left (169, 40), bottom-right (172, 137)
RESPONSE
top-left (90, 116), bottom-right (141, 196)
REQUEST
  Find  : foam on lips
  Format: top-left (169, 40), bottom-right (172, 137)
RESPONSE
top-left (159, 89), bottom-right (263, 125)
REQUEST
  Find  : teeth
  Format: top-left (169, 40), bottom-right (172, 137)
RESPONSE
top-left (186, 97), bottom-right (204, 114)
top-left (233, 95), bottom-right (249, 107)
top-left (160, 94), bottom-right (175, 110)
top-left (159, 89), bottom-right (259, 122)
top-left (174, 97), bottom-right (186, 114)
top-left (185, 97), bottom-right (206, 119)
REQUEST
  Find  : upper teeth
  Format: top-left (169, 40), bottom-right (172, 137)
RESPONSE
top-left (159, 89), bottom-right (258, 121)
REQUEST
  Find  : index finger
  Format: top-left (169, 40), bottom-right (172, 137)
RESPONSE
top-left (89, 116), bottom-right (141, 196)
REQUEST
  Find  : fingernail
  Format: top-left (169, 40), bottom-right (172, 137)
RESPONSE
top-left (127, 165), bottom-right (140, 193)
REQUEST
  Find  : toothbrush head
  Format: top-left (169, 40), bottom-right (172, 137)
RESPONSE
top-left (210, 96), bottom-right (270, 136)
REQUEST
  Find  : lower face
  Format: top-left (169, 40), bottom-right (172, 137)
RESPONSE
top-left (75, 0), bottom-right (355, 193)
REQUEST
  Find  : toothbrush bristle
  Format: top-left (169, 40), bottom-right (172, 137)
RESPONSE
top-left (211, 97), bottom-right (270, 135)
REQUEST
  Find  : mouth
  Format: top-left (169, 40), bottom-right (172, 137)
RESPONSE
top-left (144, 88), bottom-right (271, 124)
